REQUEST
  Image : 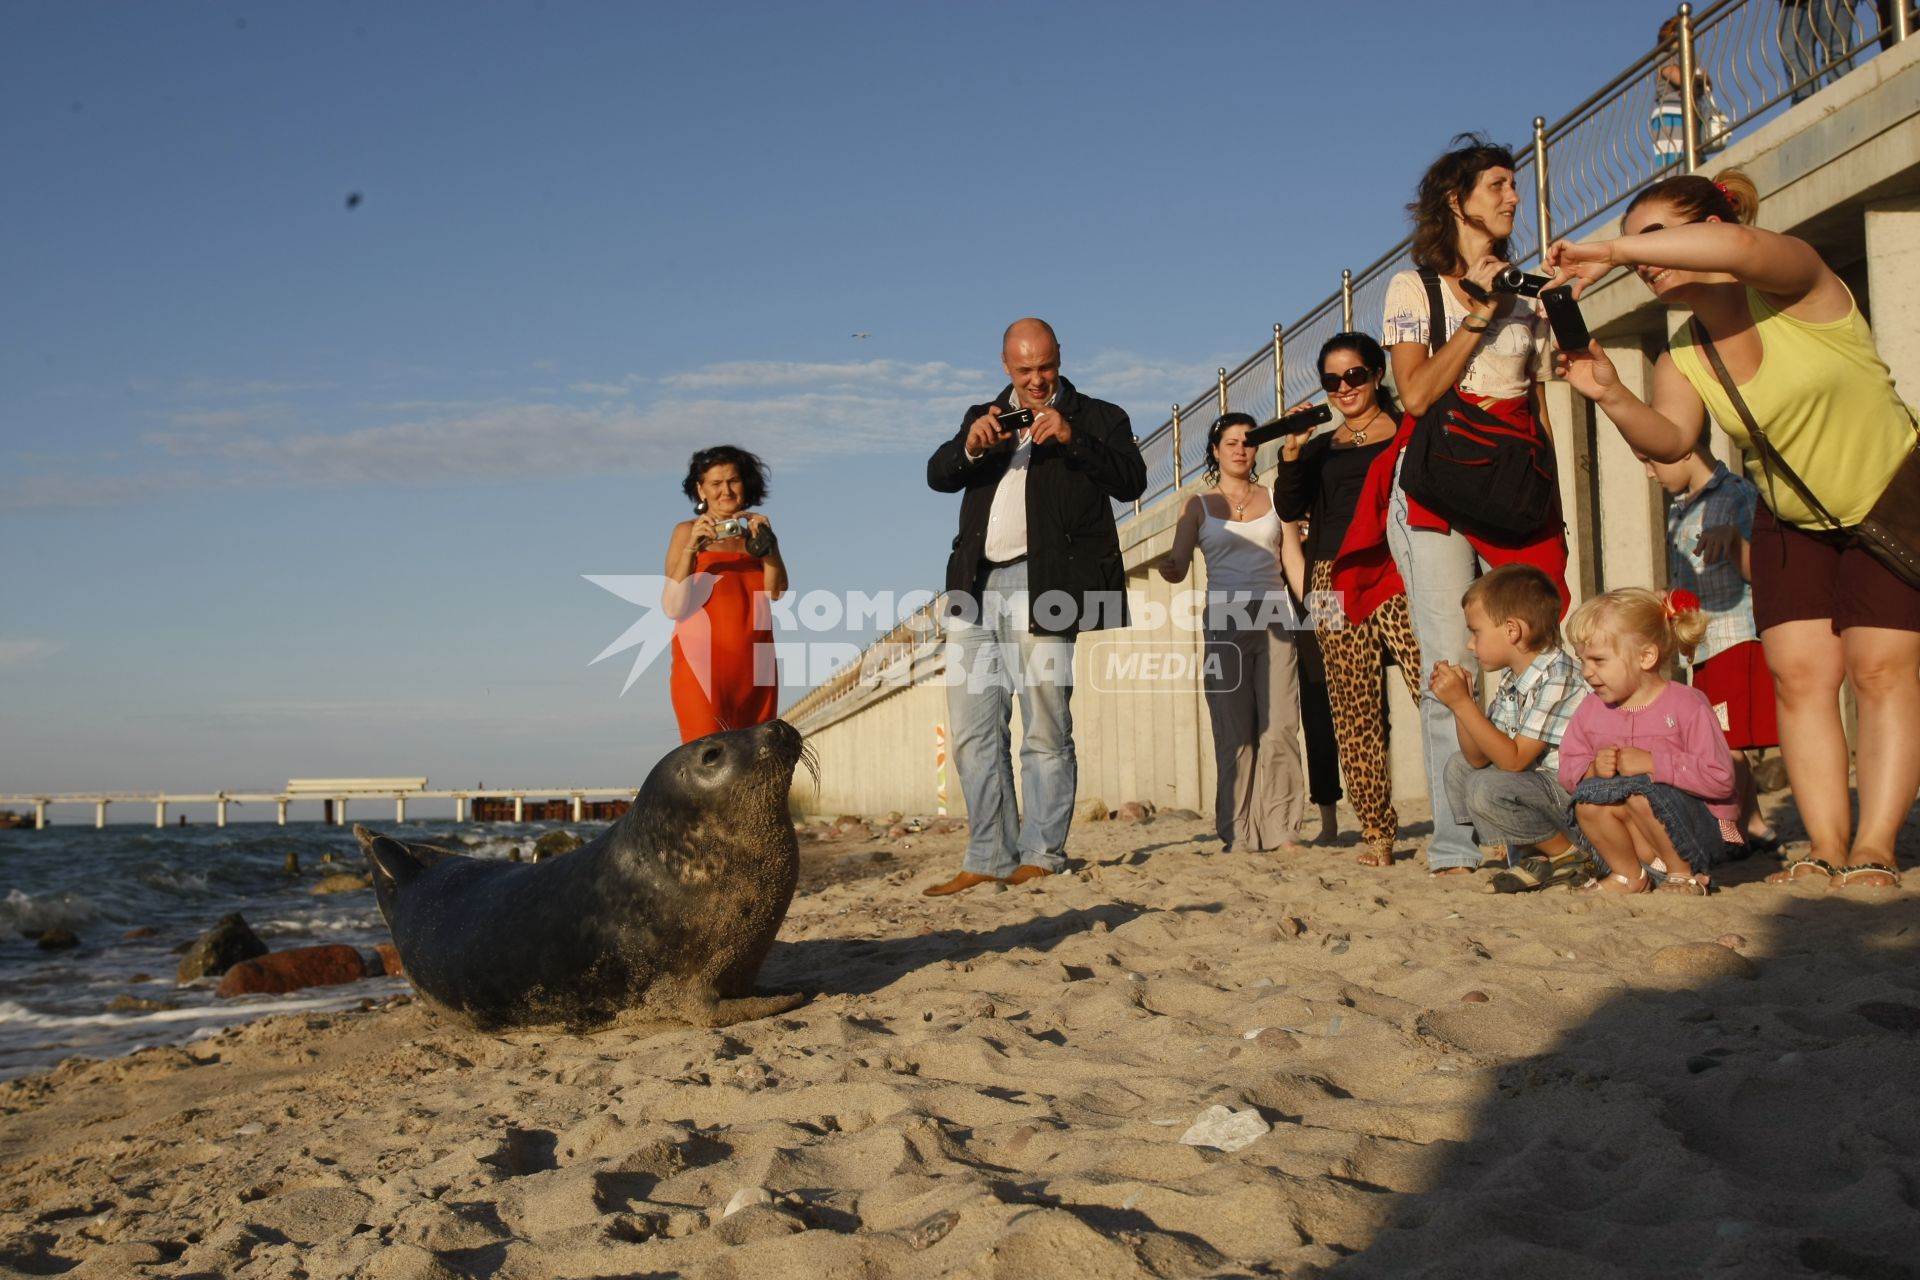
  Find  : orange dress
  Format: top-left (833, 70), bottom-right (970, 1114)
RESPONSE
top-left (670, 548), bottom-right (777, 742)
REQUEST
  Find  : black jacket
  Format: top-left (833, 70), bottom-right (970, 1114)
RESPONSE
top-left (926, 376), bottom-right (1147, 635)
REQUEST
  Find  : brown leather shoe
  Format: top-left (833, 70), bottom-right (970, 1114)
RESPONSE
top-left (922, 870), bottom-right (1003, 896)
top-left (1006, 864), bottom-right (1053, 885)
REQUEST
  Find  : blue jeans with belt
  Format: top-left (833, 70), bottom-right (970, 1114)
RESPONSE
top-left (943, 561), bottom-right (1077, 878)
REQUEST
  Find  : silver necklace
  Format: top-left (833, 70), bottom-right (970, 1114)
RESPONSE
top-left (1345, 408), bottom-right (1385, 446)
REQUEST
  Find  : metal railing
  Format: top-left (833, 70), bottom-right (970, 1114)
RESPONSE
top-left (1116, 0), bottom-right (1910, 526)
top-left (788, 0), bottom-right (1909, 728)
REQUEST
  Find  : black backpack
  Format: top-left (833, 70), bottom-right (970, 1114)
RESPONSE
top-left (1397, 268), bottom-right (1558, 543)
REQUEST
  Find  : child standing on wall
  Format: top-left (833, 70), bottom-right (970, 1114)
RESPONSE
top-left (1642, 444), bottom-right (1782, 859)
top-left (1562, 589), bottom-right (1737, 894)
top-left (1430, 565), bottom-right (1592, 893)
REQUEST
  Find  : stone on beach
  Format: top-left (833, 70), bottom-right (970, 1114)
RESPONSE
top-left (216, 944), bottom-right (367, 997)
top-left (1178, 1104), bottom-right (1270, 1152)
top-left (533, 830), bottom-right (584, 860)
top-left (310, 873), bottom-right (372, 895)
top-left (176, 912), bottom-right (269, 982)
top-left (1651, 942), bottom-right (1755, 980)
top-left (1077, 798), bottom-right (1111, 823)
top-left (34, 929), bottom-right (80, 951)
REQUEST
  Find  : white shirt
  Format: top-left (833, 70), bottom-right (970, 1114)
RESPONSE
top-left (981, 386), bottom-right (1055, 563)
top-left (1381, 268), bottom-right (1548, 401)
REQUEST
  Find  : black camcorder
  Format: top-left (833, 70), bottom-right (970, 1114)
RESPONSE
top-left (1246, 403), bottom-right (1333, 448)
top-left (1493, 267), bottom-right (1552, 298)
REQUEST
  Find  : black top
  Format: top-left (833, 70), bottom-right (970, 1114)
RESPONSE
top-left (1272, 430), bottom-right (1396, 566)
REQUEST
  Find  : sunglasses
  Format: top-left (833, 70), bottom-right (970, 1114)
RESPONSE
top-left (1319, 367), bottom-right (1375, 394)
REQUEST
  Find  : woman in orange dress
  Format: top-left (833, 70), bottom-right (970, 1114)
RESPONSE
top-left (663, 446), bottom-right (788, 742)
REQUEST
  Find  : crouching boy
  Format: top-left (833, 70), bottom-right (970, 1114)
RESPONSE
top-left (1430, 564), bottom-right (1590, 892)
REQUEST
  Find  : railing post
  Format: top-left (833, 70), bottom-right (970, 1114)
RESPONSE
top-left (1898, 0), bottom-right (1911, 42)
top-left (1679, 3), bottom-right (1698, 173)
top-left (1272, 324), bottom-right (1285, 419)
top-left (1533, 115), bottom-right (1551, 264)
top-left (1341, 269), bottom-right (1354, 331)
top-left (1216, 368), bottom-right (1229, 416)
top-left (1170, 403), bottom-right (1183, 490)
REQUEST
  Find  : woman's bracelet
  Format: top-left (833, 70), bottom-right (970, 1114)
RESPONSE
top-left (1459, 314), bottom-right (1492, 334)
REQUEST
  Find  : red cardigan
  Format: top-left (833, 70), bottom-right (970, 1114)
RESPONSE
top-left (1329, 394), bottom-right (1569, 625)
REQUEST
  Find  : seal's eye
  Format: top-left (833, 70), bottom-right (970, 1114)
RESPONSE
top-left (701, 746), bottom-right (722, 768)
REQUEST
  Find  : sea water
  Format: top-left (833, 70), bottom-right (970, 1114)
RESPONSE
top-left (0, 818), bottom-right (603, 1081)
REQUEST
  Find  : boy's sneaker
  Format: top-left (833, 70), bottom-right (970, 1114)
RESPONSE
top-left (1491, 847), bottom-right (1595, 893)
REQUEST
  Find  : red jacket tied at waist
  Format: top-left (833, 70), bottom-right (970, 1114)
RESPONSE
top-left (1329, 394), bottom-right (1569, 626)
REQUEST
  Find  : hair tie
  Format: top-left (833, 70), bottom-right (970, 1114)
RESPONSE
top-left (1663, 588), bottom-right (1700, 618)
top-left (1713, 180), bottom-right (1731, 200)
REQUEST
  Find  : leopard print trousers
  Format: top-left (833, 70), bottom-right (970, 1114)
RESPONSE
top-left (1310, 560), bottom-right (1423, 847)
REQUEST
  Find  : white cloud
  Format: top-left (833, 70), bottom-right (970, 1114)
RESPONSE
top-left (0, 639), bottom-right (60, 668)
top-left (660, 358), bottom-right (986, 396)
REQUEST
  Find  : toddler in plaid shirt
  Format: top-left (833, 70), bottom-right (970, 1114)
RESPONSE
top-left (1430, 565), bottom-right (1591, 892)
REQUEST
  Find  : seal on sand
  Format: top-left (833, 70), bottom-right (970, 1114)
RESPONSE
top-left (355, 719), bottom-right (811, 1031)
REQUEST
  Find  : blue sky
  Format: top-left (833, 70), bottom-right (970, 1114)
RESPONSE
top-left (1, 0), bottom-right (1679, 808)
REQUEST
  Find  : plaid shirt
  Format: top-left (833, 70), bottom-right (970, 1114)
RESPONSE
top-left (1666, 462), bottom-right (1760, 665)
top-left (1490, 647), bottom-right (1587, 774)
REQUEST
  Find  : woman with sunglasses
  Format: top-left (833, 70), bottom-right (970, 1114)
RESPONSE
top-left (662, 444), bottom-right (789, 742)
top-left (1275, 334), bottom-right (1424, 868)
top-left (1158, 413), bottom-right (1307, 854)
top-left (1345, 135), bottom-right (1570, 876)
top-left (1547, 169), bottom-right (1920, 891)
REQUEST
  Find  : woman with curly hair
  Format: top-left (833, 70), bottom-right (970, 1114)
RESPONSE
top-left (662, 445), bottom-right (789, 742)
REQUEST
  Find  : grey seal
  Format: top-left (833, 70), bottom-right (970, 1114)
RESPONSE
top-left (354, 719), bottom-right (810, 1031)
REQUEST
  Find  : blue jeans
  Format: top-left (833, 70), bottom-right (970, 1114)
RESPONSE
top-left (1385, 458), bottom-right (1484, 871)
top-left (943, 562), bottom-right (1077, 878)
top-left (1780, 0), bottom-right (1854, 103)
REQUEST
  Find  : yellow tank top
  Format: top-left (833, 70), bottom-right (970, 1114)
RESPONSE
top-left (1669, 286), bottom-right (1916, 527)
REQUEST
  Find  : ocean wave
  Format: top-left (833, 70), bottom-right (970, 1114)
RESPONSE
top-left (0, 888), bottom-right (99, 935)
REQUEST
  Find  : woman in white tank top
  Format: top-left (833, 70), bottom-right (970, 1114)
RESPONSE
top-left (1159, 413), bottom-right (1308, 853)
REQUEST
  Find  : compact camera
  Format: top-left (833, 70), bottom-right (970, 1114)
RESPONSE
top-left (996, 407), bottom-right (1036, 434)
top-left (712, 516), bottom-right (749, 539)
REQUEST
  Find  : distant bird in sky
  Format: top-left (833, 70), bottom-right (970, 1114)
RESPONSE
top-left (345, 192), bottom-right (362, 210)
top-left (851, 332), bottom-right (869, 339)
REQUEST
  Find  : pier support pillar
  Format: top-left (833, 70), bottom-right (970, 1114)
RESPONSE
top-left (1866, 197), bottom-right (1920, 394)
top-left (513, 796), bottom-right (525, 823)
top-left (36, 801), bottom-right (47, 830)
top-left (95, 800), bottom-right (108, 829)
top-left (454, 795), bottom-right (466, 823)
top-left (216, 798), bottom-right (229, 828)
top-left (277, 799), bottom-right (288, 825)
top-left (335, 797), bottom-right (348, 827)
top-left (572, 793), bottom-right (583, 822)
top-left (396, 796), bottom-right (407, 824)
top-left (1590, 339), bottom-right (1664, 591)
top-left (155, 801), bottom-right (166, 828)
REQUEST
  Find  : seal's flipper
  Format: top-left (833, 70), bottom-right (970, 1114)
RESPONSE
top-left (697, 992), bottom-right (809, 1027)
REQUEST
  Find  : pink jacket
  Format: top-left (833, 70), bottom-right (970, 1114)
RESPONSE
top-left (1557, 680), bottom-right (1737, 823)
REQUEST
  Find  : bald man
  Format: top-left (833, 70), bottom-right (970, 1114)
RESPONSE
top-left (923, 318), bottom-right (1148, 895)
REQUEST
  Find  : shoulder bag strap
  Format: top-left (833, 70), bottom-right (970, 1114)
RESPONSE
top-left (1419, 267), bottom-right (1446, 357)
top-left (1689, 318), bottom-right (1844, 530)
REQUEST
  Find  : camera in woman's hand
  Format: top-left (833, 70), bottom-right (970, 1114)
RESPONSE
top-left (712, 516), bottom-right (748, 539)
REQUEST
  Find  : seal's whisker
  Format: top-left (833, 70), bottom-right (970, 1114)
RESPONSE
top-left (798, 740), bottom-right (821, 790)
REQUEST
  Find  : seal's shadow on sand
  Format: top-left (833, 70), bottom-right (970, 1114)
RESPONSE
top-left (762, 903), bottom-right (1166, 998)
top-left (1326, 893), bottom-right (1920, 1276)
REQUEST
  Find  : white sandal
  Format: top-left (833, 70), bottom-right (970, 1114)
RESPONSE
top-left (1582, 866), bottom-right (1649, 893)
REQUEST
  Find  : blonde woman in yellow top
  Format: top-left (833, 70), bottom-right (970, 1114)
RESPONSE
top-left (1547, 169), bottom-right (1918, 891)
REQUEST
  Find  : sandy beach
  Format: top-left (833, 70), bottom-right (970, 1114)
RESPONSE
top-left (3, 800), bottom-right (1918, 1279)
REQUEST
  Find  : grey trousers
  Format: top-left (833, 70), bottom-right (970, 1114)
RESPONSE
top-left (1205, 624), bottom-right (1305, 850)
top-left (1443, 752), bottom-right (1584, 856)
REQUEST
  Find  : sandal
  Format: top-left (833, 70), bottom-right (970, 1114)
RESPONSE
top-left (1765, 856), bottom-right (1837, 885)
top-left (1582, 867), bottom-right (1650, 894)
top-left (1491, 850), bottom-right (1594, 894)
top-left (1829, 862), bottom-right (1902, 890)
top-left (1659, 872), bottom-right (1711, 896)
top-left (1356, 842), bottom-right (1395, 868)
